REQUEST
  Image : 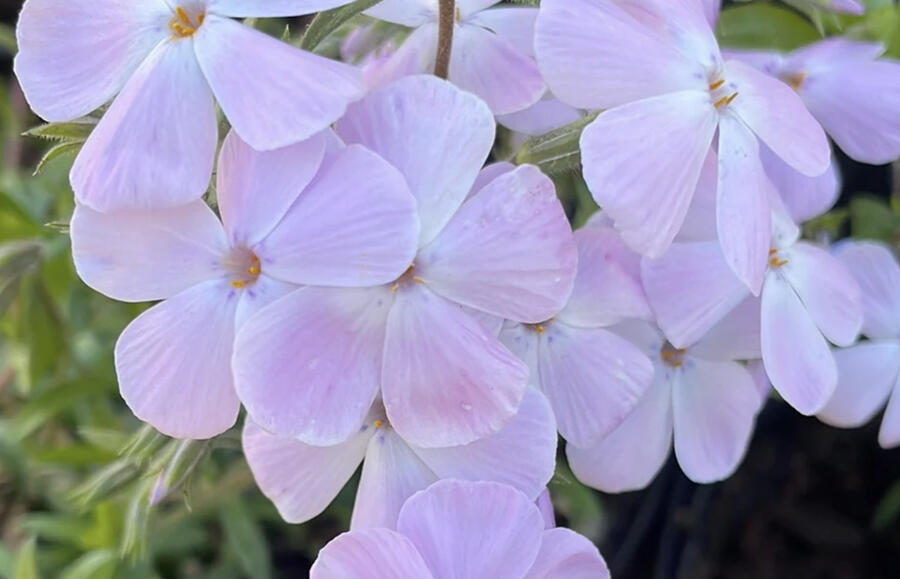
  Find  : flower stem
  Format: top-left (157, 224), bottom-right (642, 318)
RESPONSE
top-left (434, 0), bottom-right (455, 79)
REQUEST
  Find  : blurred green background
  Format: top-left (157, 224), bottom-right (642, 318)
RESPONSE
top-left (0, 1), bottom-right (899, 578)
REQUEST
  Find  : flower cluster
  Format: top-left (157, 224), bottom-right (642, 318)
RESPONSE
top-left (13, 0), bottom-right (900, 575)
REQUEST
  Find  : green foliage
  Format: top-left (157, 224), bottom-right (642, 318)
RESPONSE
top-left (717, 4), bottom-right (823, 51)
top-left (300, 0), bottom-right (382, 51)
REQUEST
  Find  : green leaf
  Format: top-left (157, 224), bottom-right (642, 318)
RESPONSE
top-left (12, 537), bottom-right (40, 579)
top-left (873, 478), bottom-right (900, 531)
top-left (300, 0), bottom-right (382, 51)
top-left (514, 113), bottom-right (599, 175)
top-left (0, 23), bottom-right (16, 55)
top-left (33, 141), bottom-right (83, 176)
top-left (849, 195), bottom-right (900, 243)
top-left (59, 551), bottom-right (116, 579)
top-left (24, 122), bottom-right (95, 142)
top-left (717, 4), bottom-right (822, 51)
top-left (219, 500), bottom-right (273, 579)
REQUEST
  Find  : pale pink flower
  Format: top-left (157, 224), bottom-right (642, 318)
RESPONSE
top-left (362, 0), bottom-right (546, 114)
top-left (730, 38), bottom-right (900, 164)
top-left (818, 242), bottom-right (900, 448)
top-left (535, 0), bottom-right (831, 293)
top-left (310, 480), bottom-right (610, 579)
top-left (568, 299), bottom-right (763, 491)
top-left (497, 93), bottom-right (585, 137)
top-left (243, 390), bottom-right (557, 529)
top-left (70, 131), bottom-right (419, 438)
top-left (15, 0), bottom-right (365, 212)
top-left (500, 219), bottom-right (656, 448)
top-left (233, 76), bottom-right (577, 449)
top-left (642, 211), bottom-right (863, 416)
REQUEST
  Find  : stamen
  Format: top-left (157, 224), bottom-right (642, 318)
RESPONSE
top-left (169, 6), bottom-right (205, 38)
top-left (224, 248), bottom-right (262, 289)
top-left (709, 79), bottom-right (725, 90)
top-left (373, 420), bottom-right (384, 429)
top-left (768, 248), bottom-right (788, 268)
top-left (660, 343), bottom-right (687, 368)
top-left (783, 71), bottom-right (806, 91)
top-left (714, 92), bottom-right (739, 109)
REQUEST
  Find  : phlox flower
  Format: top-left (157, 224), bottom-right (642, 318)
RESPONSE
top-left (535, 0), bottom-right (831, 293)
top-left (70, 131), bottom-right (420, 439)
top-left (793, 0), bottom-right (866, 15)
top-left (818, 242), bottom-right (900, 448)
top-left (15, 0), bottom-right (365, 212)
top-left (362, 0), bottom-right (546, 114)
top-left (568, 300), bottom-right (764, 491)
top-left (233, 76), bottom-right (577, 450)
top-left (500, 219), bottom-right (655, 448)
top-left (243, 389), bottom-right (557, 529)
top-left (310, 479), bottom-right (610, 579)
top-left (729, 38), bottom-right (900, 165)
top-left (497, 93), bottom-right (585, 138)
top-left (641, 210), bottom-right (863, 416)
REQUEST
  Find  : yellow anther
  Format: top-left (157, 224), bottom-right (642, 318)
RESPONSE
top-left (231, 280), bottom-right (247, 289)
top-left (412, 276), bottom-right (426, 285)
top-left (170, 6), bottom-right (204, 38)
top-left (709, 79), bottom-right (725, 91)
top-left (247, 266), bottom-right (260, 275)
top-left (660, 344), bottom-right (687, 368)
top-left (373, 420), bottom-right (384, 429)
top-left (535, 325), bottom-right (545, 335)
top-left (784, 71), bottom-right (806, 91)
top-left (768, 248), bottom-right (788, 268)
top-left (714, 92), bottom-right (739, 109)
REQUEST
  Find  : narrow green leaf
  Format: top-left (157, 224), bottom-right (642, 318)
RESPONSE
top-left (24, 122), bottom-right (95, 142)
top-left (220, 500), bottom-right (273, 579)
top-left (849, 195), bottom-right (900, 243)
top-left (300, 0), bottom-right (382, 51)
top-left (12, 537), bottom-right (40, 579)
top-left (0, 23), bottom-right (16, 55)
top-left (33, 141), bottom-right (83, 176)
top-left (59, 551), bottom-right (116, 579)
top-left (717, 4), bottom-right (822, 51)
top-left (873, 478), bottom-right (900, 531)
top-left (514, 112), bottom-right (599, 175)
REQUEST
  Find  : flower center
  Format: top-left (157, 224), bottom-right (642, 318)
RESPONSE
top-left (709, 78), bottom-right (739, 109)
top-left (782, 71), bottom-right (806, 91)
top-left (527, 319), bottom-right (553, 335)
top-left (223, 247), bottom-right (261, 289)
top-left (660, 342), bottom-right (687, 368)
top-left (390, 264), bottom-right (426, 292)
top-left (170, 6), bottom-right (205, 38)
top-left (768, 248), bottom-right (789, 269)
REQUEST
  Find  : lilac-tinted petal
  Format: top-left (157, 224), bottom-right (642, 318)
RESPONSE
top-left (398, 480), bottom-right (544, 579)
top-left (567, 371), bottom-right (673, 493)
top-left (449, 23), bottom-right (545, 115)
top-left (823, 0), bottom-right (865, 15)
top-left (468, 162), bottom-right (516, 200)
top-left (537, 323), bottom-right (654, 447)
top-left (536, 489), bottom-right (555, 529)
top-left (469, 7), bottom-right (538, 57)
top-left (690, 295), bottom-right (762, 361)
top-left (748, 359), bottom-right (773, 404)
top-left (242, 419), bottom-right (370, 524)
top-left (417, 165), bottom-right (577, 323)
top-left (311, 529), bottom-right (435, 579)
top-left (70, 202), bottom-right (227, 302)
top-left (216, 131), bottom-right (326, 247)
top-left (365, 24), bottom-right (437, 90)
top-left (725, 49), bottom-right (785, 77)
top-left (676, 149), bottom-right (718, 242)
top-left (234, 286), bottom-right (391, 445)
top-left (785, 38), bottom-right (883, 72)
top-left (412, 389), bottom-right (558, 500)
top-left (782, 242), bottom-right (862, 346)
top-left (233, 276), bottom-right (299, 330)
top-left (761, 272), bottom-right (837, 415)
top-left (257, 145), bottom-right (419, 287)
top-left (525, 528), bottom-right (610, 579)
top-left (383, 286), bottom-right (528, 448)
top-left (208, 0), bottom-right (356, 17)
top-left (13, 0), bottom-right (170, 121)
top-left (641, 241), bottom-right (750, 349)
top-left (817, 341), bottom-right (900, 428)
top-left (115, 281), bottom-right (239, 439)
top-left (834, 241), bottom-right (900, 340)
top-left (581, 92), bottom-right (718, 257)
top-left (727, 59), bottom-right (831, 176)
top-left (716, 112), bottom-right (773, 294)
top-left (625, 0), bottom-right (721, 69)
top-left (498, 97), bottom-right (583, 137)
top-left (803, 60), bottom-right (900, 164)
top-left (70, 40), bottom-right (217, 212)
top-left (352, 427), bottom-right (437, 530)
top-left (365, 0), bottom-right (436, 26)
top-left (337, 75), bottom-right (495, 246)
top-left (535, 0), bottom-right (707, 110)
top-left (498, 322), bottom-right (542, 383)
top-left (703, 0), bottom-right (721, 25)
top-left (761, 143), bottom-right (840, 222)
top-left (672, 358), bottom-right (759, 483)
top-left (558, 224), bottom-right (652, 328)
top-left (879, 376), bottom-right (900, 448)
top-left (194, 15), bottom-right (364, 150)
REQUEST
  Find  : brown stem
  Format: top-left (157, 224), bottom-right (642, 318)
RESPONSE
top-left (434, 0), bottom-right (455, 79)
